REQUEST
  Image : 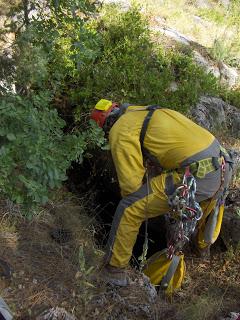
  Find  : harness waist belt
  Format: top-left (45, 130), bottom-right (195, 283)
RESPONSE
top-left (179, 157), bottom-right (223, 179)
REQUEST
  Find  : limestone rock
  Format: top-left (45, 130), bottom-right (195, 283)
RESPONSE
top-left (219, 312), bottom-right (240, 320)
top-left (152, 26), bottom-right (239, 88)
top-left (219, 61), bottom-right (239, 88)
top-left (191, 96), bottom-right (227, 131)
top-left (191, 96), bottom-right (240, 138)
top-left (169, 81), bottom-right (178, 92)
top-left (151, 26), bottom-right (192, 45)
top-left (36, 307), bottom-right (77, 320)
top-left (88, 272), bottom-right (157, 319)
top-left (221, 185), bottom-right (240, 248)
top-left (193, 51), bottom-right (221, 78)
top-left (224, 103), bottom-right (240, 138)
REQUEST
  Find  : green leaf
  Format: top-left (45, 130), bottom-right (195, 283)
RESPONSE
top-left (6, 133), bottom-right (16, 141)
top-left (236, 208), bottom-right (240, 218)
top-left (101, 143), bottom-right (110, 151)
top-left (41, 195), bottom-right (49, 204)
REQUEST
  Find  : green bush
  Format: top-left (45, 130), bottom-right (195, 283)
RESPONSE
top-left (221, 87), bottom-right (240, 109)
top-left (7, 3), bottom-right (220, 115)
top-left (0, 93), bottom-right (105, 215)
top-left (1, 1), bottom-right (236, 214)
top-left (0, 0), bottom-right (106, 214)
top-left (74, 5), bottom-right (219, 115)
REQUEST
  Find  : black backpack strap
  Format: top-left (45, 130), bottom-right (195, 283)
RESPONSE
top-left (140, 105), bottom-right (161, 159)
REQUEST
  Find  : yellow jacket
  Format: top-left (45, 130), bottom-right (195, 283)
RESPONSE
top-left (109, 106), bottom-right (215, 197)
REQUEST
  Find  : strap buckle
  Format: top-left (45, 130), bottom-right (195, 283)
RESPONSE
top-left (146, 105), bottom-right (161, 111)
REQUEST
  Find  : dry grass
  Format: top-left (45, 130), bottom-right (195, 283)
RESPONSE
top-left (0, 190), bottom-right (239, 319)
top-left (0, 157), bottom-right (238, 319)
top-left (0, 197), bottom-right (103, 319)
top-left (0, 214), bottom-right (18, 252)
top-left (137, 0), bottom-right (240, 63)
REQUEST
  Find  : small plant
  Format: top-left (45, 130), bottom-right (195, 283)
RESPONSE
top-left (236, 208), bottom-right (240, 218)
top-left (222, 87), bottom-right (240, 109)
top-left (75, 245), bottom-right (95, 309)
top-left (211, 38), bottom-right (230, 63)
top-left (78, 245), bottom-right (95, 282)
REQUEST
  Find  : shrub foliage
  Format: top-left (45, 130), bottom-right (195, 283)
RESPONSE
top-left (0, 1), bottom-right (236, 214)
top-left (0, 93), bottom-right (104, 214)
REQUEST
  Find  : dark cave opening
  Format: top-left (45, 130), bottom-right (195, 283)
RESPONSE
top-left (66, 152), bottom-right (167, 267)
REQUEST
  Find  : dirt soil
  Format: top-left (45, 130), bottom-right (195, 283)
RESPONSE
top-left (0, 199), bottom-right (102, 319)
top-left (0, 188), bottom-right (239, 320)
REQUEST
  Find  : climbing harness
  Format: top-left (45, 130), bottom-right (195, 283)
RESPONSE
top-left (137, 105), bottom-right (231, 293)
top-left (139, 105), bottom-right (163, 167)
top-left (138, 105), bottom-right (202, 264)
top-left (166, 166), bottom-right (203, 259)
top-left (138, 105), bottom-right (204, 268)
top-left (138, 105), bottom-right (162, 270)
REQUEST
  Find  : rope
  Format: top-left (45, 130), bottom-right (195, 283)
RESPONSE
top-left (138, 166), bottom-right (150, 271)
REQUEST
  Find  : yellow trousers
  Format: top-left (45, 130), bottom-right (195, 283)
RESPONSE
top-left (106, 171), bottom-right (181, 267)
top-left (105, 171), bottom-right (224, 268)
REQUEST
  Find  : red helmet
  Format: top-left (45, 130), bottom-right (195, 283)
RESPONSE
top-left (91, 99), bottom-right (119, 128)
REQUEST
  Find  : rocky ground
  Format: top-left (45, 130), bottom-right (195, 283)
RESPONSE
top-left (0, 184), bottom-right (239, 319)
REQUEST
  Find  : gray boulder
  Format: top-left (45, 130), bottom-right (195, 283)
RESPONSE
top-left (193, 51), bottom-right (239, 88)
top-left (221, 183), bottom-right (240, 248)
top-left (191, 96), bottom-right (240, 138)
top-left (223, 100), bottom-right (240, 138)
top-left (152, 26), bottom-right (192, 45)
top-left (193, 51), bottom-right (221, 78)
top-left (191, 96), bottom-right (227, 131)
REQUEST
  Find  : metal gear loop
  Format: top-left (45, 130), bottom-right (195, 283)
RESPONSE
top-left (166, 167), bottom-right (203, 259)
